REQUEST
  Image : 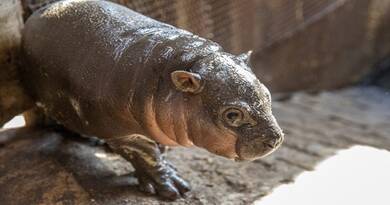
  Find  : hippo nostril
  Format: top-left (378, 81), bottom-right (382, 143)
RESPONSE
top-left (265, 136), bottom-right (283, 149)
top-left (237, 133), bottom-right (284, 160)
top-left (264, 143), bottom-right (274, 149)
top-left (265, 139), bottom-right (277, 148)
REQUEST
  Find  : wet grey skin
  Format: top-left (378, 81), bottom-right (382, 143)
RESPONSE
top-left (21, 0), bottom-right (284, 200)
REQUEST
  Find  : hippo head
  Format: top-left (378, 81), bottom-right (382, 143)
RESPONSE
top-left (170, 51), bottom-right (284, 161)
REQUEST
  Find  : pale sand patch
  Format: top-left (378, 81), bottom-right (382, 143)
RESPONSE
top-left (257, 145), bottom-right (390, 205)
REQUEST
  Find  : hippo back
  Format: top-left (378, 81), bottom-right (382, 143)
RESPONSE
top-left (22, 0), bottom-right (221, 138)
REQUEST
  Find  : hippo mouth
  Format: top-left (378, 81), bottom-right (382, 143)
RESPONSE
top-left (235, 135), bottom-right (284, 161)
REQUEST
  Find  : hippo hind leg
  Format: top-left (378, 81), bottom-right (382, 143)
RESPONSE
top-left (106, 134), bottom-right (190, 200)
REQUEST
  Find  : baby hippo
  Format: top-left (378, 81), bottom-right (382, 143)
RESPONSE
top-left (21, 0), bottom-right (284, 200)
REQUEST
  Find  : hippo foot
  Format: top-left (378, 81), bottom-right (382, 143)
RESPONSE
top-left (106, 134), bottom-right (190, 200)
top-left (136, 160), bottom-right (191, 200)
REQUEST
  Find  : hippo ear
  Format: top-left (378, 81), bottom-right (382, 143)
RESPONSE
top-left (171, 71), bottom-right (203, 94)
top-left (237, 50), bottom-right (253, 65)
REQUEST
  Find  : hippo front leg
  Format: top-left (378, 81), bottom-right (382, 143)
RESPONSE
top-left (106, 134), bottom-right (190, 200)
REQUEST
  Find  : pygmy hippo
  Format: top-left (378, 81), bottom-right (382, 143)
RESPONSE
top-left (21, 0), bottom-right (284, 200)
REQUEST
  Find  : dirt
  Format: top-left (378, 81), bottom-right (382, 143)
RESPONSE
top-left (1, 86), bottom-right (390, 205)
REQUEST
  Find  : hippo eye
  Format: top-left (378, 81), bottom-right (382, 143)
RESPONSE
top-left (223, 108), bottom-right (244, 127)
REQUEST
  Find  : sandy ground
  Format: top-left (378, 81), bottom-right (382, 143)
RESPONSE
top-left (0, 86), bottom-right (390, 205)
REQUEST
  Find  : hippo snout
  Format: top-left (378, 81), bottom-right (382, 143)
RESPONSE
top-left (236, 129), bottom-right (284, 161)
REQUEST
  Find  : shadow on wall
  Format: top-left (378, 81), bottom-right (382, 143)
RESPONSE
top-left (253, 0), bottom-right (390, 93)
